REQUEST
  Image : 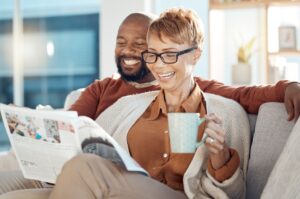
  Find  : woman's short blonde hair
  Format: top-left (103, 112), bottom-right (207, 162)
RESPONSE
top-left (148, 8), bottom-right (204, 49)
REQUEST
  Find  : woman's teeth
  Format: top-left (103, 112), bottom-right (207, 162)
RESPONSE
top-left (158, 72), bottom-right (175, 79)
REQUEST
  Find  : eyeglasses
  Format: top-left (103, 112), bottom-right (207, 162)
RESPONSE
top-left (141, 46), bottom-right (197, 64)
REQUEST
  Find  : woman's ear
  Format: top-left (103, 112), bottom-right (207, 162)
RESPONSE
top-left (192, 48), bottom-right (202, 64)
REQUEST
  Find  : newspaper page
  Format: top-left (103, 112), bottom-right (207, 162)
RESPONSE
top-left (0, 104), bottom-right (81, 183)
top-left (0, 104), bottom-right (148, 183)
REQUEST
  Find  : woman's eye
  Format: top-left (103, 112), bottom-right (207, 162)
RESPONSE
top-left (147, 54), bottom-right (156, 58)
top-left (165, 53), bottom-right (176, 58)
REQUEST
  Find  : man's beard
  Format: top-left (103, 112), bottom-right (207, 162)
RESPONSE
top-left (116, 56), bottom-right (150, 82)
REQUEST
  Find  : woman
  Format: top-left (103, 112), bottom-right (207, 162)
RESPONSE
top-left (48, 8), bottom-right (246, 199)
top-left (0, 8), bottom-right (248, 199)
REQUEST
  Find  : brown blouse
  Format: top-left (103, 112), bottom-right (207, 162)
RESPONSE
top-left (127, 85), bottom-right (240, 191)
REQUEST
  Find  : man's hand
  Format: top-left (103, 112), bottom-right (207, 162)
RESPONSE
top-left (284, 82), bottom-right (300, 122)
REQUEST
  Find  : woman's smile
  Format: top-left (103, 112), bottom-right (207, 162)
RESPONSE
top-left (157, 71), bottom-right (175, 81)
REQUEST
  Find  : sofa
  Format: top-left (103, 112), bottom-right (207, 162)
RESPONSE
top-left (0, 90), bottom-right (298, 199)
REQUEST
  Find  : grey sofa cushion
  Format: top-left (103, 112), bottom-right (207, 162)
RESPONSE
top-left (246, 102), bottom-right (295, 199)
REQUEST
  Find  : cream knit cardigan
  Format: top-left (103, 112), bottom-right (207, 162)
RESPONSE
top-left (96, 91), bottom-right (250, 199)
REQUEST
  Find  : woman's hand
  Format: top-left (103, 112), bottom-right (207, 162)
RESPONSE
top-left (204, 113), bottom-right (230, 170)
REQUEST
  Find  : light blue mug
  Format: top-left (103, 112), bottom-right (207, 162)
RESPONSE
top-left (168, 113), bottom-right (206, 153)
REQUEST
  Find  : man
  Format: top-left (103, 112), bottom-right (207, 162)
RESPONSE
top-left (0, 12), bottom-right (299, 197)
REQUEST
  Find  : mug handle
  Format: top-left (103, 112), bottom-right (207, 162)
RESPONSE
top-left (196, 117), bottom-right (207, 148)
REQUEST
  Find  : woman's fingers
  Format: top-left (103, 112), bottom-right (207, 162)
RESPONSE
top-left (205, 128), bottom-right (224, 145)
top-left (205, 143), bottom-right (219, 154)
top-left (205, 113), bottom-right (222, 125)
top-left (204, 115), bottom-right (226, 154)
top-left (204, 113), bottom-right (231, 170)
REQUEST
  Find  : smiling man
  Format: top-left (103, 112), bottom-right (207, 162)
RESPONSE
top-left (115, 14), bottom-right (153, 83)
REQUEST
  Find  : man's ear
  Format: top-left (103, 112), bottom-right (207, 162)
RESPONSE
top-left (192, 48), bottom-right (202, 64)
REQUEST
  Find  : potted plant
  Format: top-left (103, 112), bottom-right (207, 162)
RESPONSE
top-left (237, 37), bottom-right (255, 64)
top-left (232, 37), bottom-right (255, 85)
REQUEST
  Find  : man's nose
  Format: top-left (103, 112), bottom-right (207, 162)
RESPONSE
top-left (121, 45), bottom-right (137, 54)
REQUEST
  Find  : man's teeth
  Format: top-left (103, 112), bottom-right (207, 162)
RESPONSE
top-left (123, 59), bottom-right (140, 66)
top-left (158, 72), bottom-right (175, 78)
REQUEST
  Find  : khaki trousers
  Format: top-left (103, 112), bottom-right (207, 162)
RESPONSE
top-left (1, 154), bottom-right (187, 199)
top-left (50, 154), bottom-right (187, 199)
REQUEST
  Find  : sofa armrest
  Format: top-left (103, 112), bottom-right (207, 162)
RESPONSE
top-left (246, 102), bottom-right (295, 199)
top-left (64, 88), bottom-right (85, 110)
top-left (261, 117), bottom-right (300, 198)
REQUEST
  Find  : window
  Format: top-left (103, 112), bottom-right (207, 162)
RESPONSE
top-left (0, 0), bottom-right (13, 152)
top-left (22, 14), bottom-right (99, 108)
top-left (0, 0), bottom-right (100, 152)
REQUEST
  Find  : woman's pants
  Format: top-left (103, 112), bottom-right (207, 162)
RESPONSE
top-left (1, 154), bottom-right (187, 199)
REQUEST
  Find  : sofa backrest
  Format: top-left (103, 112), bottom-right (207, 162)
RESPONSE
top-left (246, 102), bottom-right (295, 199)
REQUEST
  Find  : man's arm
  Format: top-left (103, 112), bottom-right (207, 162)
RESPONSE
top-left (195, 77), bottom-right (289, 114)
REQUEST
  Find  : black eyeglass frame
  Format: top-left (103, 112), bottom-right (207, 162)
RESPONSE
top-left (141, 46), bottom-right (198, 64)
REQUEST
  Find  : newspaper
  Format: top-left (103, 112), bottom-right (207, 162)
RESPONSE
top-left (0, 104), bottom-right (148, 183)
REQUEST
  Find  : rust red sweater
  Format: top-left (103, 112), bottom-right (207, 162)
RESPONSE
top-left (70, 75), bottom-right (289, 119)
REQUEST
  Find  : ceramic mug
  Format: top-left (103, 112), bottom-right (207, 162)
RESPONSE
top-left (168, 113), bottom-right (206, 153)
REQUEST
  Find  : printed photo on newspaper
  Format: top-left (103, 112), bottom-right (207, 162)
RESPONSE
top-left (0, 104), bottom-right (148, 184)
